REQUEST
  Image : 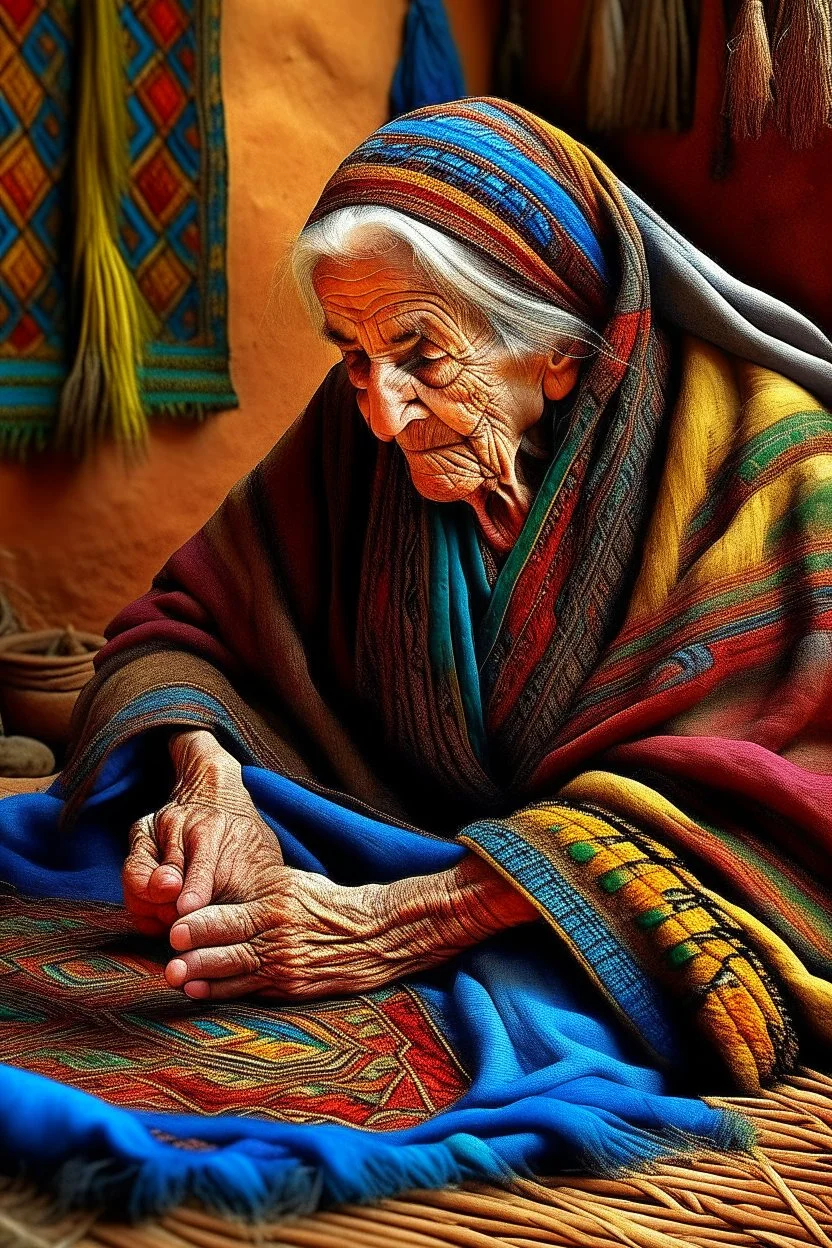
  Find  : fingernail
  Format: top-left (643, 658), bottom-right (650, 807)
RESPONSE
top-left (170, 923), bottom-right (191, 951)
top-left (184, 981), bottom-right (209, 999)
top-left (166, 958), bottom-right (188, 986)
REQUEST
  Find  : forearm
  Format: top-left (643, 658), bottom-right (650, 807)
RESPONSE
top-left (440, 852), bottom-right (539, 936)
top-left (378, 853), bottom-right (539, 973)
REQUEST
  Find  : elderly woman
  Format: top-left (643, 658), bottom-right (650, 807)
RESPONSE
top-left (3, 98), bottom-right (832, 1212)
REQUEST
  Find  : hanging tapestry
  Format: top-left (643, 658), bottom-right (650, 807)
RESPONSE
top-left (0, 0), bottom-right (237, 456)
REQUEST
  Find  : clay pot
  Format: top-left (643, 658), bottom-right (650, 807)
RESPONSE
top-left (0, 628), bottom-right (106, 746)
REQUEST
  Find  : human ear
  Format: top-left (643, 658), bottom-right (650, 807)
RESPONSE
top-left (542, 349), bottom-right (581, 401)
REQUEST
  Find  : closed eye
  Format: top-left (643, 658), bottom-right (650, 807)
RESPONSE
top-left (341, 348), bottom-right (370, 385)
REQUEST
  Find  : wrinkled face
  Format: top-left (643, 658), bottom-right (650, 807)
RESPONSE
top-left (312, 249), bottom-right (574, 524)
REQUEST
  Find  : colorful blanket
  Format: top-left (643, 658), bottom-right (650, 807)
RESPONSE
top-left (0, 765), bottom-right (746, 1216)
top-left (0, 0), bottom-right (236, 455)
top-left (2, 98), bottom-right (832, 1212)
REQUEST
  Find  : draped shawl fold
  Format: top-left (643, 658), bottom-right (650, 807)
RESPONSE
top-left (5, 100), bottom-right (830, 1202)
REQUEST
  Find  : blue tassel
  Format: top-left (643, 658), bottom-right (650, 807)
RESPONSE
top-left (390, 0), bottom-right (466, 117)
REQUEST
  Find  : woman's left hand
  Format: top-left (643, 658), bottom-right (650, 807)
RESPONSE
top-left (164, 852), bottom-right (538, 1001)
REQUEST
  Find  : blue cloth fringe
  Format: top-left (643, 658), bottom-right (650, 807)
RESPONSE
top-left (390, 0), bottom-right (466, 118)
top-left (0, 745), bottom-right (753, 1218)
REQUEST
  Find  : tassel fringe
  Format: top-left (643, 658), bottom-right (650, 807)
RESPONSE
top-left (0, 423), bottom-right (52, 461)
top-left (580, 0), bottom-right (832, 151)
top-left (586, 0), bottom-right (627, 131)
top-left (585, 0), bottom-right (696, 133)
top-left (390, 0), bottom-right (466, 118)
top-left (724, 0), bottom-right (774, 139)
top-left (772, 0), bottom-right (832, 148)
top-left (56, 0), bottom-right (152, 455)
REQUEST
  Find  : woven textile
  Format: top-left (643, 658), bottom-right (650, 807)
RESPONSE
top-left (0, 886), bottom-right (466, 1126)
top-left (0, 0), bottom-right (236, 454)
top-left (0, 769), bottom-right (746, 1216)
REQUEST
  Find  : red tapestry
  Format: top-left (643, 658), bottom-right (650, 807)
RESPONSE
top-left (0, 888), bottom-right (468, 1128)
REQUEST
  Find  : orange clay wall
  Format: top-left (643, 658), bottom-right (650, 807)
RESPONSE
top-left (0, 0), bottom-right (499, 635)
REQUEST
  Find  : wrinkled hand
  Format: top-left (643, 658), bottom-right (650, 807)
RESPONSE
top-left (164, 851), bottom-right (538, 1001)
top-left (123, 730), bottom-right (282, 936)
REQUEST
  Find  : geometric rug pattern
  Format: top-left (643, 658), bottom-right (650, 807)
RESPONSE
top-left (0, 886), bottom-right (468, 1128)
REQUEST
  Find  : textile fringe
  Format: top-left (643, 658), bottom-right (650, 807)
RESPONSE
top-left (56, 0), bottom-right (152, 455)
top-left (2, 1067), bottom-right (832, 1247)
top-left (771, 0), bottom-right (832, 148)
top-left (580, 0), bottom-right (832, 150)
top-left (0, 425), bottom-right (51, 462)
top-left (584, 0), bottom-right (695, 132)
top-left (723, 0), bottom-right (773, 138)
top-left (586, 0), bottom-right (627, 131)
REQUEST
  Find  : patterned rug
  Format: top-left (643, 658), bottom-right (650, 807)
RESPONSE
top-left (0, 0), bottom-right (236, 454)
top-left (0, 887), bottom-right (468, 1127)
top-left (2, 888), bottom-right (832, 1247)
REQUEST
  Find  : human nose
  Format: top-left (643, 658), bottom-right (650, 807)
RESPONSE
top-left (364, 360), bottom-right (420, 441)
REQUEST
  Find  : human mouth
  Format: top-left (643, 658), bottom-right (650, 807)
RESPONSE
top-left (397, 422), bottom-right (463, 454)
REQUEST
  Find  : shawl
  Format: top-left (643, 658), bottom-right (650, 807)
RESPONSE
top-left (57, 99), bottom-right (832, 1098)
top-left (0, 102), bottom-right (820, 1213)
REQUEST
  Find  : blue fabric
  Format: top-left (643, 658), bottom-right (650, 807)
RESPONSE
top-left (0, 749), bottom-right (750, 1217)
top-left (390, 0), bottom-right (466, 119)
top-left (380, 111), bottom-right (608, 280)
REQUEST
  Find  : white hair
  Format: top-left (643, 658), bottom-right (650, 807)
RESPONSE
top-left (291, 205), bottom-right (607, 361)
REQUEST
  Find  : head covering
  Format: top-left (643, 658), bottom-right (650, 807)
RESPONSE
top-left (307, 98), bottom-right (832, 796)
top-left (308, 97), bottom-right (832, 403)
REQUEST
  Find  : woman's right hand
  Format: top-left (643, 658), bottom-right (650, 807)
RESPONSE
top-left (122, 730), bottom-right (284, 936)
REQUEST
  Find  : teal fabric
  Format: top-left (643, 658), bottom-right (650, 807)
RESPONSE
top-left (428, 505), bottom-right (490, 763)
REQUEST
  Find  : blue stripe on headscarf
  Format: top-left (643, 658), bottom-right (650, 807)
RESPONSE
top-left (377, 113), bottom-right (608, 280)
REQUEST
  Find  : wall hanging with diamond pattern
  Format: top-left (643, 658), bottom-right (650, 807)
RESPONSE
top-left (0, 0), bottom-right (237, 456)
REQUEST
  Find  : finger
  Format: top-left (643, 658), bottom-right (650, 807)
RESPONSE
top-left (146, 808), bottom-right (187, 904)
top-left (147, 862), bottom-right (184, 905)
top-left (170, 902), bottom-right (259, 952)
top-left (176, 839), bottom-right (222, 917)
top-left (181, 975), bottom-right (263, 1001)
top-left (122, 818), bottom-right (161, 903)
top-left (165, 941), bottom-right (260, 987)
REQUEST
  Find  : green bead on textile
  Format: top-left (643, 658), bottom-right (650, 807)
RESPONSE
top-left (567, 840), bottom-right (598, 863)
top-left (635, 907), bottom-right (670, 930)
top-left (667, 941), bottom-right (699, 967)
top-left (598, 867), bottom-right (630, 893)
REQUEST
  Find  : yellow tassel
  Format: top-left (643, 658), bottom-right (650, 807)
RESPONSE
top-left (724, 0), bottom-right (774, 140)
top-left (772, 0), bottom-right (832, 149)
top-left (57, 0), bottom-right (152, 454)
